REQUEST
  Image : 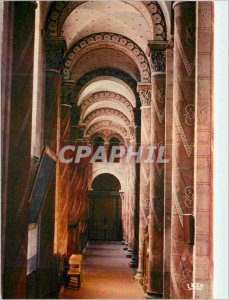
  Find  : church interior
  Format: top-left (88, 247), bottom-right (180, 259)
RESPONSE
top-left (1, 1), bottom-right (214, 299)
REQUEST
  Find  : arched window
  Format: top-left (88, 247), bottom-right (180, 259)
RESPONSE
top-left (108, 137), bottom-right (121, 163)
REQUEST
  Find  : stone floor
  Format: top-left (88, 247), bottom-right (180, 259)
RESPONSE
top-left (59, 241), bottom-right (145, 299)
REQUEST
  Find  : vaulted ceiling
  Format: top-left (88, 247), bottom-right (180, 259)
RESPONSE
top-left (44, 1), bottom-right (170, 144)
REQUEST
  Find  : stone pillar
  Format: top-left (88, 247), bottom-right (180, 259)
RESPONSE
top-left (163, 39), bottom-right (174, 299)
top-left (123, 191), bottom-right (129, 249)
top-left (36, 37), bottom-right (66, 297)
top-left (57, 103), bottom-right (71, 254)
top-left (194, 2), bottom-right (214, 299)
top-left (170, 2), bottom-right (196, 298)
top-left (45, 38), bottom-right (66, 257)
top-left (120, 192), bottom-right (127, 244)
top-left (135, 84), bottom-right (151, 282)
top-left (44, 38), bottom-right (66, 152)
top-left (1, 1), bottom-right (14, 284)
top-left (147, 41), bottom-right (167, 298)
top-left (2, 2), bottom-right (36, 298)
top-left (54, 80), bottom-right (75, 254)
top-left (126, 154), bottom-right (136, 257)
top-left (130, 109), bottom-right (141, 268)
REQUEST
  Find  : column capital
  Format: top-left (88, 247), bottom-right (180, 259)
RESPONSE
top-left (137, 83), bottom-right (152, 107)
top-left (46, 37), bottom-right (66, 71)
top-left (61, 80), bottom-right (76, 104)
top-left (148, 41), bottom-right (168, 73)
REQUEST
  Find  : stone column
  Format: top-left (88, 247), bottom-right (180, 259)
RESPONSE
top-left (45, 38), bottom-right (66, 255)
top-left (2, 2), bottom-right (36, 298)
top-left (163, 39), bottom-right (174, 299)
top-left (44, 38), bottom-right (66, 152)
top-left (54, 80), bottom-right (75, 254)
top-left (135, 84), bottom-right (151, 282)
top-left (130, 109), bottom-right (141, 268)
top-left (35, 37), bottom-right (67, 298)
top-left (123, 191), bottom-right (129, 250)
top-left (1, 1), bottom-right (14, 284)
top-left (126, 153), bottom-right (136, 257)
top-left (147, 41), bottom-right (167, 298)
top-left (170, 2), bottom-right (196, 299)
top-left (120, 192), bottom-right (127, 244)
top-left (194, 2), bottom-right (214, 299)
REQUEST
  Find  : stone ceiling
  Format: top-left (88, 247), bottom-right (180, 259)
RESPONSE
top-left (45, 1), bottom-right (170, 145)
top-left (61, 1), bottom-right (154, 52)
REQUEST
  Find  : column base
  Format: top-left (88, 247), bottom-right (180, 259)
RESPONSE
top-left (134, 270), bottom-right (143, 284)
top-left (123, 244), bottom-right (128, 250)
top-left (129, 257), bottom-right (138, 268)
top-left (126, 249), bottom-right (133, 258)
top-left (145, 291), bottom-right (163, 299)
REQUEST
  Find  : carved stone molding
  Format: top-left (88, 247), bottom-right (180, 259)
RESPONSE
top-left (75, 68), bottom-right (138, 99)
top-left (137, 83), bottom-right (152, 107)
top-left (144, 1), bottom-right (167, 40)
top-left (87, 120), bottom-right (129, 138)
top-left (62, 32), bottom-right (151, 82)
top-left (46, 1), bottom-right (167, 41)
top-left (81, 91), bottom-right (133, 110)
top-left (84, 108), bottom-right (132, 127)
top-left (46, 38), bottom-right (66, 71)
top-left (80, 91), bottom-right (134, 121)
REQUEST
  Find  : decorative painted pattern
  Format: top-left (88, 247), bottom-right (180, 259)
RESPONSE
top-left (174, 107), bottom-right (193, 158)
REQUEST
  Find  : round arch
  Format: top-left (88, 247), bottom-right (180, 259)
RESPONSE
top-left (81, 91), bottom-right (134, 111)
top-left (92, 173), bottom-right (121, 191)
top-left (89, 168), bottom-right (125, 191)
top-left (81, 100), bottom-right (134, 124)
top-left (45, 1), bottom-right (169, 41)
top-left (86, 121), bottom-right (131, 141)
top-left (62, 32), bottom-right (151, 83)
top-left (78, 77), bottom-right (136, 107)
top-left (73, 68), bottom-right (138, 101)
top-left (83, 108), bottom-right (132, 128)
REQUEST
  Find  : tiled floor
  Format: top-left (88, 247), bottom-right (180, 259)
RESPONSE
top-left (59, 241), bottom-right (145, 299)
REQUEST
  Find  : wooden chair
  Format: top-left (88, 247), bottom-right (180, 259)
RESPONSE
top-left (67, 254), bottom-right (82, 288)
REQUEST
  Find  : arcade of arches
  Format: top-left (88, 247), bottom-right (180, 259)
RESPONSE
top-left (1, 1), bottom-right (214, 299)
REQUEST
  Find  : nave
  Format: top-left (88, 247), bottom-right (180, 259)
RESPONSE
top-left (1, 1), bottom-right (214, 299)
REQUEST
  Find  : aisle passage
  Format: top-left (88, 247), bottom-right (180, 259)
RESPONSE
top-left (60, 242), bottom-right (144, 299)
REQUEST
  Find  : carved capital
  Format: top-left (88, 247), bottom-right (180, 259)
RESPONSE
top-left (150, 51), bottom-right (165, 72)
top-left (148, 41), bottom-right (167, 73)
top-left (137, 83), bottom-right (152, 107)
top-left (61, 80), bottom-right (76, 104)
top-left (46, 37), bottom-right (66, 71)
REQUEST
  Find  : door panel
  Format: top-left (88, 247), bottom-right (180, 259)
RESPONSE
top-left (89, 196), bottom-right (122, 241)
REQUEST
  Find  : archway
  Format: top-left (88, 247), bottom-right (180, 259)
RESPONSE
top-left (88, 173), bottom-right (122, 241)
